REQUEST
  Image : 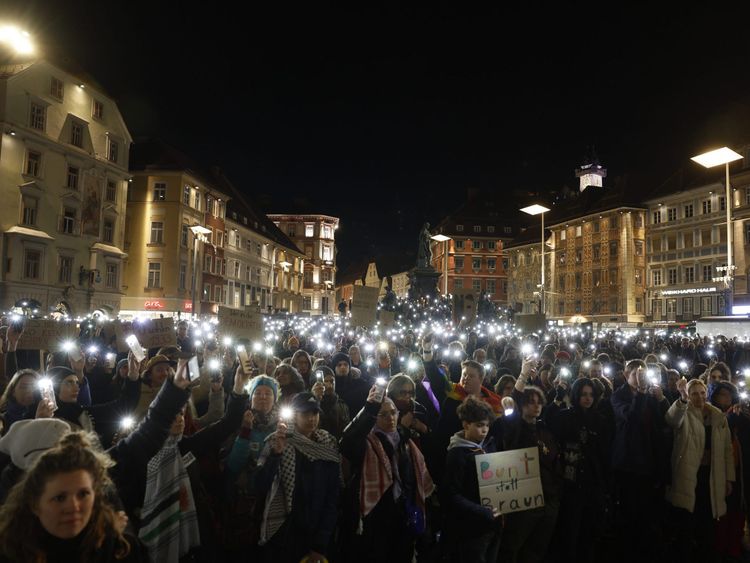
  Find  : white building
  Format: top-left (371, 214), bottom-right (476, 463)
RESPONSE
top-left (0, 57), bottom-right (131, 316)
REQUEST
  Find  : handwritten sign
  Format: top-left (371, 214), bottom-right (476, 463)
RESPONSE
top-left (17, 319), bottom-right (79, 350)
top-left (475, 447), bottom-right (544, 515)
top-left (350, 286), bottom-right (380, 327)
top-left (132, 317), bottom-right (177, 349)
top-left (218, 307), bottom-right (263, 341)
top-left (453, 289), bottom-right (477, 325)
top-left (379, 310), bottom-right (396, 328)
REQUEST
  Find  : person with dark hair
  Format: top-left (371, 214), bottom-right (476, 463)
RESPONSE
top-left (442, 396), bottom-right (501, 563)
top-left (331, 351), bottom-right (370, 416)
top-left (311, 365), bottom-right (350, 439)
top-left (493, 374), bottom-right (516, 398)
top-left (0, 431), bottom-right (148, 562)
top-left (546, 377), bottom-right (610, 562)
top-left (291, 349), bottom-right (314, 389)
top-left (610, 358), bottom-right (670, 559)
top-left (0, 368), bottom-right (40, 432)
top-left (273, 364), bottom-right (306, 406)
top-left (490, 359), bottom-right (561, 562)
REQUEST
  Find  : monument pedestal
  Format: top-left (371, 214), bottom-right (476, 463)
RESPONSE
top-left (408, 267), bottom-right (441, 301)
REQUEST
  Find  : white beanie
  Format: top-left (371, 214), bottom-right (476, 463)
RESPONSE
top-left (0, 419), bottom-right (71, 470)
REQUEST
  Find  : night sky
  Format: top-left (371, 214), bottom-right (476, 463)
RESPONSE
top-left (4, 2), bottom-right (750, 270)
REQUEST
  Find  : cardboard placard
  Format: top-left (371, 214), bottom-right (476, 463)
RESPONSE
top-left (350, 286), bottom-right (380, 327)
top-left (18, 319), bottom-right (78, 350)
top-left (453, 289), bottom-right (477, 325)
top-left (379, 310), bottom-right (396, 328)
top-left (132, 317), bottom-right (177, 349)
top-left (112, 320), bottom-right (131, 353)
top-left (218, 307), bottom-right (264, 341)
top-left (475, 447), bottom-right (544, 515)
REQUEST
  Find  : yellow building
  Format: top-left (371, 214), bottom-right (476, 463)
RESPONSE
top-left (121, 141), bottom-right (229, 318)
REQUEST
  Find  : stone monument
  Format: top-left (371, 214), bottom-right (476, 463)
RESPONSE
top-left (408, 222), bottom-right (441, 300)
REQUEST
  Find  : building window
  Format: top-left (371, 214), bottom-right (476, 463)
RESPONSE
top-left (455, 240), bottom-right (464, 250)
top-left (636, 298), bottom-right (643, 313)
top-left (593, 221), bottom-right (600, 233)
top-left (71, 121), bottom-right (83, 147)
top-left (576, 225), bottom-right (582, 237)
top-left (93, 100), bottom-right (104, 119)
top-left (456, 225), bottom-right (464, 232)
top-left (287, 225), bottom-right (296, 238)
top-left (21, 197), bottom-right (37, 226)
top-left (150, 221), bottom-right (164, 244)
top-left (66, 166), bottom-right (79, 190)
top-left (105, 263), bottom-right (118, 289)
top-left (179, 263), bottom-right (187, 290)
top-left (635, 240), bottom-right (644, 256)
top-left (635, 269), bottom-right (643, 285)
top-left (322, 245), bottom-right (332, 261)
top-left (652, 210), bottom-right (661, 224)
top-left (684, 204), bottom-right (694, 218)
top-left (593, 270), bottom-right (601, 287)
top-left (487, 279), bottom-right (496, 295)
top-left (305, 224), bottom-right (314, 237)
top-left (473, 225), bottom-right (481, 233)
top-left (58, 256), bottom-right (73, 283)
top-left (105, 180), bottom-right (116, 202)
top-left (454, 257), bottom-right (464, 272)
top-left (503, 226), bottom-right (512, 234)
top-left (652, 270), bottom-right (662, 286)
top-left (303, 296), bottom-right (312, 310)
top-left (26, 150), bottom-right (41, 177)
top-left (472, 240), bottom-right (482, 250)
top-left (559, 251), bottom-right (566, 264)
top-left (214, 286), bottom-right (222, 303)
top-left (29, 102), bottom-right (46, 131)
top-left (204, 255), bottom-right (212, 273)
top-left (24, 250), bottom-right (41, 279)
top-left (635, 213), bottom-right (644, 228)
top-left (668, 268), bottom-right (678, 285)
top-left (234, 261), bottom-right (241, 278)
top-left (61, 208), bottom-right (77, 234)
top-left (472, 258), bottom-right (481, 271)
top-left (667, 208), bottom-right (677, 221)
top-left (108, 139), bottom-right (118, 163)
top-left (703, 265), bottom-right (712, 282)
top-left (203, 283), bottom-right (211, 300)
top-left (609, 241), bottom-right (618, 257)
top-left (685, 266), bottom-right (695, 283)
top-left (181, 225), bottom-right (189, 248)
top-left (701, 296), bottom-right (712, 314)
top-left (487, 226), bottom-right (495, 233)
top-left (488, 258), bottom-right (496, 270)
top-left (147, 262), bottom-right (161, 288)
top-left (702, 200), bottom-right (712, 214)
top-left (575, 249), bottom-right (582, 264)
top-left (720, 196), bottom-right (726, 211)
top-left (575, 273), bottom-right (582, 289)
top-left (153, 183), bottom-right (166, 201)
top-left (746, 188), bottom-right (750, 206)
top-left (486, 241), bottom-right (496, 251)
top-left (50, 77), bottom-right (64, 100)
top-left (560, 230), bottom-right (566, 241)
top-left (592, 244), bottom-right (600, 260)
top-left (102, 219), bottom-right (114, 243)
top-left (472, 279), bottom-right (481, 291)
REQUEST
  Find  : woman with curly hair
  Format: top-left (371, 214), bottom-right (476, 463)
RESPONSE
top-left (0, 431), bottom-right (148, 562)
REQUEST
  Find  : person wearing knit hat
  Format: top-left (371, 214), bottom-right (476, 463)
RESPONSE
top-left (0, 418), bottom-right (71, 470)
top-left (331, 351), bottom-right (370, 418)
top-left (247, 374), bottom-right (279, 403)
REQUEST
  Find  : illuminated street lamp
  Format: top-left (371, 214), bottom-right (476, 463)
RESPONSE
top-left (0, 26), bottom-right (34, 55)
top-left (431, 233), bottom-right (451, 296)
top-left (190, 225), bottom-right (212, 319)
top-left (691, 147), bottom-right (743, 314)
top-left (520, 204), bottom-right (551, 315)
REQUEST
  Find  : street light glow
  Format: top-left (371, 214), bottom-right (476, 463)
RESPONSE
top-left (690, 147), bottom-right (743, 168)
top-left (0, 26), bottom-right (34, 55)
top-left (430, 234), bottom-right (451, 242)
top-left (520, 204), bottom-right (551, 216)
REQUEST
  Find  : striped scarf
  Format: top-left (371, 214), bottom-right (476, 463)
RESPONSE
top-left (258, 429), bottom-right (340, 545)
top-left (360, 432), bottom-right (434, 518)
top-left (138, 436), bottom-right (200, 563)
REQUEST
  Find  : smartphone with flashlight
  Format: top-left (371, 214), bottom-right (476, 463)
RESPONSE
top-left (236, 345), bottom-right (252, 375)
top-left (125, 334), bottom-right (146, 362)
top-left (315, 370), bottom-right (324, 382)
top-left (372, 376), bottom-right (387, 402)
top-left (177, 355), bottom-right (201, 382)
top-left (38, 378), bottom-right (58, 412)
top-left (67, 344), bottom-right (83, 363)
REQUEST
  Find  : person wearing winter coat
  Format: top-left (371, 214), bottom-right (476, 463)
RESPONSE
top-left (339, 388), bottom-right (434, 563)
top-left (545, 377), bottom-right (610, 562)
top-left (311, 366), bottom-right (350, 439)
top-left (255, 392), bottom-right (341, 562)
top-left (441, 396), bottom-right (501, 563)
top-left (331, 351), bottom-right (371, 417)
top-left (666, 377), bottom-right (735, 561)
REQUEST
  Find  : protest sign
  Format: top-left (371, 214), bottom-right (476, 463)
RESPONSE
top-left (18, 319), bottom-right (78, 350)
top-left (453, 289), bottom-right (477, 325)
top-left (132, 317), bottom-right (177, 349)
top-left (350, 286), bottom-right (380, 327)
top-left (379, 310), bottom-right (396, 328)
top-left (218, 306), bottom-right (264, 341)
top-left (475, 447), bottom-right (544, 515)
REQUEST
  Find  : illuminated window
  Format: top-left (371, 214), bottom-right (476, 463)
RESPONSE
top-left (147, 262), bottom-right (161, 288)
top-left (30, 102), bottom-right (46, 131)
top-left (50, 77), bottom-right (64, 100)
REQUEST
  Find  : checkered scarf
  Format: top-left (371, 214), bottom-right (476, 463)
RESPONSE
top-left (258, 429), bottom-right (340, 545)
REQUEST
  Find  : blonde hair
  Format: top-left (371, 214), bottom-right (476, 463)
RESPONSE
top-left (0, 432), bottom-right (130, 561)
top-left (687, 378), bottom-right (706, 395)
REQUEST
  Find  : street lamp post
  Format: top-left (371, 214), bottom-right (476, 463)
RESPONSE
top-left (520, 204), bottom-right (551, 316)
top-left (431, 234), bottom-right (451, 296)
top-left (691, 147), bottom-right (744, 314)
top-left (190, 225), bottom-right (212, 320)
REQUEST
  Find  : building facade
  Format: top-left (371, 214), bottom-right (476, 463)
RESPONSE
top-left (122, 142), bottom-right (229, 318)
top-left (0, 58), bottom-right (131, 316)
top-left (225, 201), bottom-right (304, 314)
top-left (269, 214), bottom-right (339, 315)
top-left (505, 230), bottom-right (551, 315)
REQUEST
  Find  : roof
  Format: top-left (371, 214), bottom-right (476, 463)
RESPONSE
top-left (538, 181), bottom-right (646, 228)
top-left (433, 188), bottom-right (524, 238)
top-left (336, 258), bottom-right (371, 286)
top-left (504, 227), bottom-right (550, 250)
top-left (642, 164), bottom-right (731, 203)
top-left (226, 198), bottom-right (302, 256)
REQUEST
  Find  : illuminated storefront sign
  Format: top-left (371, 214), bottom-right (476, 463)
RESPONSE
top-left (660, 287), bottom-right (717, 296)
top-left (144, 300), bottom-right (165, 310)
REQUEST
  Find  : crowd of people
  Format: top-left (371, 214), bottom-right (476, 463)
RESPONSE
top-left (0, 308), bottom-right (748, 562)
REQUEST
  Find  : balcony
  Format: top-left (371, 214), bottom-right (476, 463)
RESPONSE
top-left (58, 215), bottom-right (81, 236)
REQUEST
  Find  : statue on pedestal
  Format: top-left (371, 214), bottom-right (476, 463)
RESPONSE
top-left (417, 222), bottom-right (433, 269)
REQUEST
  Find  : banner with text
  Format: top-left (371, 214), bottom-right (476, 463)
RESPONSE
top-left (218, 307), bottom-right (264, 341)
top-left (475, 447), bottom-right (544, 515)
top-left (132, 317), bottom-right (177, 349)
top-left (379, 310), bottom-right (396, 328)
top-left (350, 286), bottom-right (380, 327)
top-left (18, 319), bottom-right (78, 350)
